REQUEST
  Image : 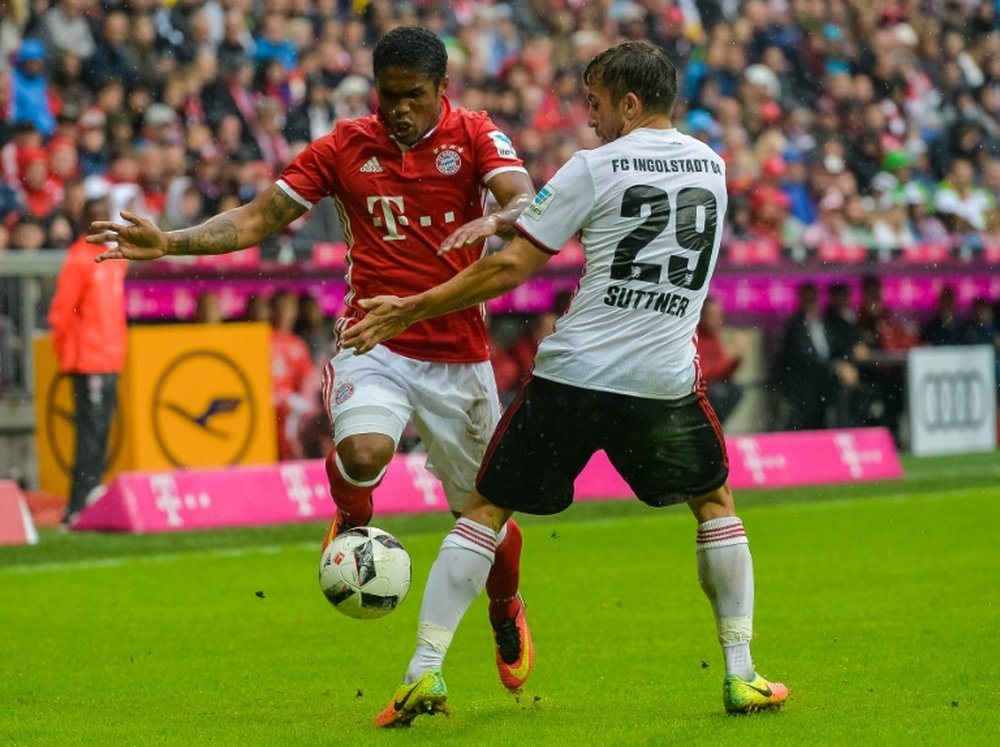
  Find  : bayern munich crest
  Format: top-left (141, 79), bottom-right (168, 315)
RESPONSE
top-left (334, 380), bottom-right (355, 405)
top-left (434, 146), bottom-right (462, 175)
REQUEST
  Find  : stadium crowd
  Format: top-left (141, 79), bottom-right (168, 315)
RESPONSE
top-left (3, 0), bottom-right (1000, 257)
top-left (2, 0), bottom-right (1000, 448)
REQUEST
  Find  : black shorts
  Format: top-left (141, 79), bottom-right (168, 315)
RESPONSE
top-left (476, 376), bottom-right (729, 515)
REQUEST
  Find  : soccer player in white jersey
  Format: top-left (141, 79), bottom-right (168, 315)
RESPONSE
top-left (344, 41), bottom-right (789, 725)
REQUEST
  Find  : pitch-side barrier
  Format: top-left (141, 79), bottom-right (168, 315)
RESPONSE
top-left (73, 427), bottom-right (902, 534)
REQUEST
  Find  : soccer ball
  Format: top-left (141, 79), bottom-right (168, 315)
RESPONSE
top-left (319, 527), bottom-right (411, 619)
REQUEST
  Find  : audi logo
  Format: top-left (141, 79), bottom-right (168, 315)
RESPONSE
top-left (917, 372), bottom-right (989, 431)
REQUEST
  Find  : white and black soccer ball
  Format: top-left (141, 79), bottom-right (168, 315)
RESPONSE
top-left (319, 527), bottom-right (411, 619)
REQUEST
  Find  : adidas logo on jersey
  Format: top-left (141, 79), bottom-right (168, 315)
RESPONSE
top-left (360, 157), bottom-right (383, 173)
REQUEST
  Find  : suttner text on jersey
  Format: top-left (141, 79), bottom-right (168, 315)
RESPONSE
top-left (603, 285), bottom-right (691, 317)
top-left (610, 158), bottom-right (723, 174)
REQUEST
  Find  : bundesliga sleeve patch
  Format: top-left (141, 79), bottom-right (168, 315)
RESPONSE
top-left (488, 131), bottom-right (518, 160)
top-left (525, 185), bottom-right (556, 221)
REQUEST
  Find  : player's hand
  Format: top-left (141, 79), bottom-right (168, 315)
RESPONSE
top-left (438, 215), bottom-right (500, 255)
top-left (88, 211), bottom-right (168, 263)
top-left (340, 296), bottom-right (416, 355)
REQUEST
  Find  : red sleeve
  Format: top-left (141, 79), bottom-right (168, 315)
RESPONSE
top-left (471, 114), bottom-right (526, 183)
top-left (277, 132), bottom-right (338, 207)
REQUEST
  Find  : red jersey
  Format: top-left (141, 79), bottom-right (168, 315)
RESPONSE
top-left (277, 97), bottom-right (527, 363)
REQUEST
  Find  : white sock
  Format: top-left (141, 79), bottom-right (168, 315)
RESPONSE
top-left (696, 516), bottom-right (755, 680)
top-left (404, 518), bottom-right (497, 684)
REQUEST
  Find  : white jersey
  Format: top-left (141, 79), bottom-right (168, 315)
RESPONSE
top-left (515, 127), bottom-right (728, 399)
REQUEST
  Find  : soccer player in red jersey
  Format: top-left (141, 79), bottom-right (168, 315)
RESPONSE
top-left (88, 26), bottom-right (536, 694)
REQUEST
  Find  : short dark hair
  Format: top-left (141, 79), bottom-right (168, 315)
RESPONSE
top-left (584, 41), bottom-right (678, 114)
top-left (373, 26), bottom-right (447, 85)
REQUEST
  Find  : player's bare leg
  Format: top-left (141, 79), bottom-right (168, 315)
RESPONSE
top-left (321, 433), bottom-right (394, 553)
top-left (688, 482), bottom-right (788, 713)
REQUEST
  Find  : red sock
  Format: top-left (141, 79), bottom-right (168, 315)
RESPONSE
top-left (487, 518), bottom-right (523, 623)
top-left (324, 449), bottom-right (377, 526)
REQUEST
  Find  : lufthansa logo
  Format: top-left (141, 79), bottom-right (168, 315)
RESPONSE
top-left (45, 374), bottom-right (124, 477)
top-left (917, 371), bottom-right (988, 431)
top-left (152, 350), bottom-right (256, 467)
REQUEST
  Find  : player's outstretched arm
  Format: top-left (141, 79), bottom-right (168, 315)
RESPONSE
top-left (438, 171), bottom-right (533, 254)
top-left (90, 184), bottom-right (307, 263)
top-left (342, 235), bottom-right (551, 354)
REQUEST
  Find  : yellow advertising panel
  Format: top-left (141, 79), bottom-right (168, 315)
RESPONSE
top-left (34, 323), bottom-right (276, 497)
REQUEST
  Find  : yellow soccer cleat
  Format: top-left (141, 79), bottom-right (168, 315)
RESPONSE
top-left (492, 595), bottom-right (534, 693)
top-left (723, 672), bottom-right (789, 714)
top-left (374, 669), bottom-right (449, 728)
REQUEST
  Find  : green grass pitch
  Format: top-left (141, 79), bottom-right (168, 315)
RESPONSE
top-left (2, 451), bottom-right (999, 745)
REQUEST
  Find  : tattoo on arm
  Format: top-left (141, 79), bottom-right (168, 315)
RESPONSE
top-left (261, 187), bottom-right (303, 233)
top-left (165, 186), bottom-right (305, 256)
top-left (167, 217), bottom-right (240, 256)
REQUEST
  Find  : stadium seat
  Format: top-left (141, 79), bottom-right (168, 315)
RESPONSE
top-left (817, 243), bottom-right (867, 264)
top-left (311, 242), bottom-right (349, 267)
top-left (902, 243), bottom-right (952, 264)
top-left (726, 239), bottom-right (780, 265)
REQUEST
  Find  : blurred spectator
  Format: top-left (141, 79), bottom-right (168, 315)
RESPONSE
top-left (824, 283), bottom-right (868, 366)
top-left (779, 149), bottom-right (816, 226)
top-left (696, 296), bottom-right (747, 425)
top-left (933, 158), bottom-right (993, 238)
top-left (254, 96), bottom-right (292, 172)
top-left (11, 39), bottom-right (55, 138)
top-left (85, 10), bottom-right (138, 90)
top-left (775, 283), bottom-right (863, 430)
top-left (16, 145), bottom-right (62, 219)
top-left (73, 113), bottom-right (108, 180)
top-left (253, 12), bottom-right (298, 71)
top-left (242, 294), bottom-right (270, 323)
top-left (39, 0), bottom-right (96, 61)
top-left (285, 75), bottom-right (336, 147)
top-left (194, 291), bottom-right (224, 324)
top-left (803, 190), bottom-right (849, 251)
top-left (871, 196), bottom-right (919, 256)
top-left (293, 291), bottom-right (332, 363)
top-left (962, 297), bottom-right (1000, 402)
top-left (507, 310), bottom-right (557, 387)
top-left (48, 189), bottom-right (127, 526)
top-left (858, 275), bottom-right (919, 353)
top-left (920, 286), bottom-right (963, 347)
top-left (904, 188), bottom-right (950, 245)
top-left (857, 275), bottom-right (917, 442)
top-left (269, 290), bottom-right (315, 461)
top-left (747, 184), bottom-right (792, 250)
top-left (46, 210), bottom-right (74, 249)
top-left (203, 55), bottom-right (262, 160)
top-left (9, 215), bottom-right (47, 251)
top-left (333, 75), bottom-right (373, 120)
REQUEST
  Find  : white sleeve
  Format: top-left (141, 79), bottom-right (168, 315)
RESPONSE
top-left (515, 153), bottom-right (595, 254)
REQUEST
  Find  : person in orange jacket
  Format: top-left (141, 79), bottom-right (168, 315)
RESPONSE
top-left (48, 183), bottom-right (127, 526)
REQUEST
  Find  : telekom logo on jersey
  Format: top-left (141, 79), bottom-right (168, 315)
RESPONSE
top-left (366, 196), bottom-right (458, 241)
